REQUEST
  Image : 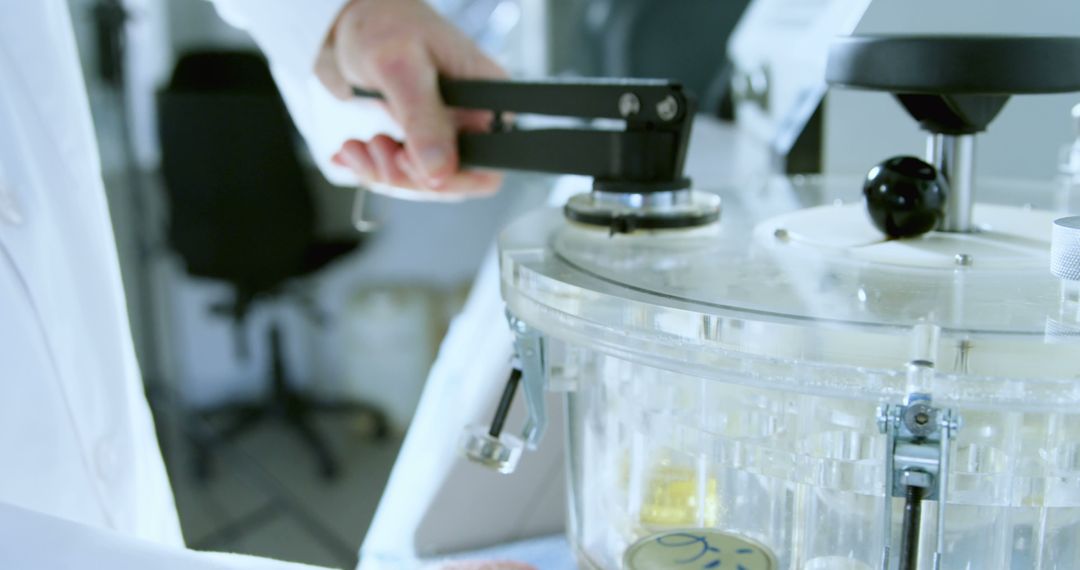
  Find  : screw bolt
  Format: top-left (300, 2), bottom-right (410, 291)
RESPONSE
top-left (619, 93), bottom-right (641, 118)
top-left (513, 318), bottom-right (528, 334)
top-left (877, 406), bottom-right (891, 433)
top-left (656, 95), bottom-right (680, 122)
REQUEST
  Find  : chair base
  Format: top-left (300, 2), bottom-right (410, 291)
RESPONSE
top-left (188, 322), bottom-right (389, 482)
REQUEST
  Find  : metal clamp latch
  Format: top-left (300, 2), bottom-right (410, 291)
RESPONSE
top-left (460, 312), bottom-right (548, 474)
top-left (509, 314), bottom-right (549, 448)
top-left (877, 389), bottom-right (961, 570)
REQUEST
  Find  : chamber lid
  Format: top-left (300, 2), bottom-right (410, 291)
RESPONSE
top-left (500, 174), bottom-right (1080, 405)
top-left (550, 176), bottom-right (1061, 335)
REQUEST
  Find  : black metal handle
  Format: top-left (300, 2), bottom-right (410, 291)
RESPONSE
top-left (353, 77), bottom-right (689, 123)
top-left (351, 77), bottom-right (694, 190)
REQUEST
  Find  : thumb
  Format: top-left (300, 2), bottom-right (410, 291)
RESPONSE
top-left (365, 45), bottom-right (456, 185)
top-left (427, 23), bottom-right (507, 82)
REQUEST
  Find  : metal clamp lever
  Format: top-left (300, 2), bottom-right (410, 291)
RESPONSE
top-left (460, 313), bottom-right (548, 474)
top-left (877, 387), bottom-right (961, 570)
top-left (460, 362), bottom-right (526, 474)
top-left (351, 77), bottom-right (694, 193)
top-left (353, 77), bottom-right (723, 232)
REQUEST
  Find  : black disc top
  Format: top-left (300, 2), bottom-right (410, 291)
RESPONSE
top-left (826, 36), bottom-right (1080, 95)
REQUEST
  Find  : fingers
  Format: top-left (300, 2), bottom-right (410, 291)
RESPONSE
top-left (455, 108), bottom-right (497, 134)
top-left (428, 23), bottom-right (507, 137)
top-left (315, 42), bottom-right (352, 100)
top-left (426, 169), bottom-right (502, 196)
top-left (335, 137), bottom-right (502, 198)
top-left (363, 44), bottom-right (457, 186)
top-left (423, 30), bottom-right (508, 141)
top-left (333, 139), bottom-right (377, 179)
top-left (367, 135), bottom-right (412, 187)
top-left (327, 0), bottom-right (510, 200)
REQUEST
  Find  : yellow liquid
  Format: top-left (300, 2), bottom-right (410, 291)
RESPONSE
top-left (639, 465), bottom-right (722, 527)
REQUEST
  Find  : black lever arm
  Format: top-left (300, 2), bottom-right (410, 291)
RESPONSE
top-left (351, 78), bottom-right (694, 191)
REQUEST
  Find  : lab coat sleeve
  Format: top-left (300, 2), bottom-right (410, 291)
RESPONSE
top-left (208, 0), bottom-right (401, 187)
top-left (0, 501), bottom-right (329, 570)
top-left (207, 0), bottom-right (347, 88)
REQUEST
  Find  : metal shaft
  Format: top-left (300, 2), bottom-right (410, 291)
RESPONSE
top-left (927, 134), bottom-right (976, 233)
top-left (880, 409), bottom-right (897, 570)
top-left (899, 484), bottom-right (924, 570)
top-left (935, 412), bottom-right (955, 570)
top-left (489, 368), bottom-right (523, 438)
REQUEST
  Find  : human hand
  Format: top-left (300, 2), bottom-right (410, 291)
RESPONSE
top-left (317, 0), bottom-right (506, 198)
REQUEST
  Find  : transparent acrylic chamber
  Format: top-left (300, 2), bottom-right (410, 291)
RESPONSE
top-left (499, 176), bottom-right (1080, 569)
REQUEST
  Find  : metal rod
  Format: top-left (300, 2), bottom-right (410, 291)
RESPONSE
top-left (927, 134), bottom-right (976, 233)
top-left (935, 412), bottom-right (954, 570)
top-left (880, 408), bottom-right (896, 570)
top-left (899, 483), bottom-right (924, 570)
top-left (489, 368), bottom-right (523, 438)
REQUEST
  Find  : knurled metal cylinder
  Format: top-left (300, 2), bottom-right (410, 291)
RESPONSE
top-left (1051, 216), bottom-right (1080, 281)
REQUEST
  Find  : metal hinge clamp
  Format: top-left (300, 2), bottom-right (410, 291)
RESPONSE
top-left (460, 312), bottom-right (548, 474)
top-left (877, 385), bottom-right (961, 570)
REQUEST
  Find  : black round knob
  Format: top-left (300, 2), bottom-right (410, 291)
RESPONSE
top-left (863, 156), bottom-right (948, 238)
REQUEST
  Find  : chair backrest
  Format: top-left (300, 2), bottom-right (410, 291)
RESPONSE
top-left (158, 50), bottom-right (315, 297)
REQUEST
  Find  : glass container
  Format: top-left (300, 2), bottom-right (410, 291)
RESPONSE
top-left (499, 174), bottom-right (1080, 570)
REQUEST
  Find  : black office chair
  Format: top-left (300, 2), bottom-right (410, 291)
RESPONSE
top-left (158, 50), bottom-right (388, 481)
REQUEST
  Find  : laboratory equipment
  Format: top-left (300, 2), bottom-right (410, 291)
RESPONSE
top-left (356, 77), bottom-right (739, 566)
top-left (352, 78), bottom-right (719, 234)
top-left (490, 36), bottom-right (1080, 569)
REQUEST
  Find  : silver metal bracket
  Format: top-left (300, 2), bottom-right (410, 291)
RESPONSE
top-left (877, 390), bottom-right (961, 570)
top-left (460, 313), bottom-right (549, 474)
top-left (508, 312), bottom-right (548, 448)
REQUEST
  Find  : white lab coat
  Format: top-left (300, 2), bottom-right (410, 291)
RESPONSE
top-left (0, 0), bottom-right (348, 567)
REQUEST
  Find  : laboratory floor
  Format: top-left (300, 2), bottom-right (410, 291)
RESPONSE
top-left (165, 412), bottom-right (401, 569)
